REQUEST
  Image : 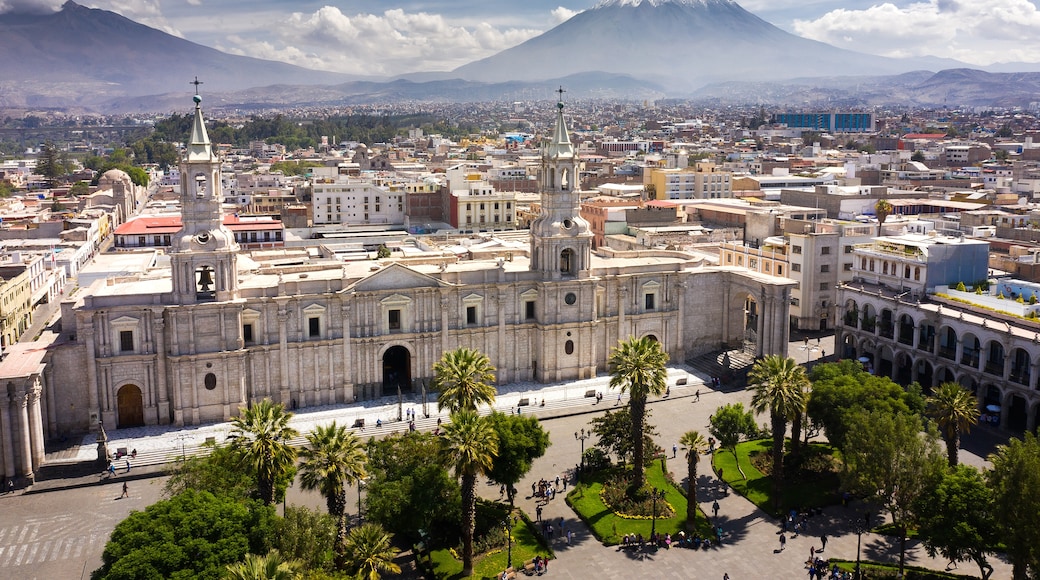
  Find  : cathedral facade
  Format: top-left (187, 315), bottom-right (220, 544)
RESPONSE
top-left (34, 95), bottom-right (793, 446)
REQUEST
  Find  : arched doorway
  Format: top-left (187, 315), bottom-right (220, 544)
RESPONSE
top-left (117, 384), bottom-right (144, 428)
top-left (382, 346), bottom-right (412, 397)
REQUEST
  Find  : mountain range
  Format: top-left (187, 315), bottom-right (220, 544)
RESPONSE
top-left (2, 0), bottom-right (1040, 112)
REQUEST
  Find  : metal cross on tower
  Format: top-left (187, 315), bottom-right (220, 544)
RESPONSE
top-left (556, 86), bottom-right (566, 102)
top-left (190, 76), bottom-right (203, 93)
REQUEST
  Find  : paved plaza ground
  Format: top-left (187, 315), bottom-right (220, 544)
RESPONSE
top-left (0, 334), bottom-right (1013, 579)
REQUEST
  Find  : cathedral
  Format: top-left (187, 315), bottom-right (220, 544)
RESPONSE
top-left (0, 93), bottom-right (792, 481)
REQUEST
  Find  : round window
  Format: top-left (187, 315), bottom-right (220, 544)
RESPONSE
top-left (564, 292), bottom-right (577, 305)
top-left (204, 372), bottom-right (217, 390)
top-left (565, 340), bottom-right (574, 355)
top-left (562, 219), bottom-right (573, 229)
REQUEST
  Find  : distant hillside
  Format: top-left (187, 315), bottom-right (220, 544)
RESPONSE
top-left (0, 1), bottom-right (352, 107)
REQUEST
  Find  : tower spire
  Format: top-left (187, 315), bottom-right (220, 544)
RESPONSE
top-left (186, 82), bottom-right (214, 163)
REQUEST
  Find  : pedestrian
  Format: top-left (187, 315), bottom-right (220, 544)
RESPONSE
top-left (562, 477), bottom-right (568, 491)
top-left (566, 529), bottom-right (573, 544)
top-left (108, 463), bottom-right (116, 477)
top-left (695, 389), bottom-right (701, 401)
top-left (673, 443), bottom-right (678, 458)
top-left (820, 533), bottom-right (827, 552)
top-left (536, 505), bottom-right (542, 521)
top-left (125, 459), bottom-right (131, 472)
top-left (779, 533), bottom-right (787, 551)
top-left (718, 467), bottom-right (724, 482)
top-left (708, 437), bottom-right (716, 453)
top-left (616, 393), bottom-right (622, 405)
top-left (532, 482), bottom-right (537, 496)
top-left (6, 480), bottom-right (12, 493)
top-left (712, 499), bottom-right (720, 519)
top-left (724, 574), bottom-right (730, 580)
top-left (810, 545), bottom-right (815, 561)
top-left (555, 476), bottom-right (560, 487)
top-left (121, 482), bottom-right (128, 498)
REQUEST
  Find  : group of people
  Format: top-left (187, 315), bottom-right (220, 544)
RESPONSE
top-left (619, 528), bottom-right (722, 551)
top-left (532, 476), bottom-right (564, 503)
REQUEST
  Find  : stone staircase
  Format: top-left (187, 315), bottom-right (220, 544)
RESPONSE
top-left (685, 347), bottom-right (757, 390)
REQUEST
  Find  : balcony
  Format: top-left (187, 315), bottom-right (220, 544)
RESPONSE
top-left (984, 361), bottom-right (1004, 376)
top-left (960, 352), bottom-right (979, 368)
top-left (938, 346), bottom-right (956, 360)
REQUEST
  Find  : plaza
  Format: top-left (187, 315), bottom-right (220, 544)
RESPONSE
top-left (0, 339), bottom-right (1013, 579)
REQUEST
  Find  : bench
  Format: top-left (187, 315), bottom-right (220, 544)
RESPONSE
top-left (675, 377), bottom-right (687, 386)
top-left (584, 389), bottom-right (597, 398)
top-left (352, 418), bottom-right (365, 428)
top-left (517, 398), bottom-right (530, 407)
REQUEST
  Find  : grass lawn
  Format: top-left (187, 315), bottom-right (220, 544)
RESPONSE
top-left (828, 559), bottom-right (982, 579)
top-left (427, 513), bottom-right (553, 580)
top-left (566, 458), bottom-right (714, 545)
top-left (712, 439), bottom-right (841, 517)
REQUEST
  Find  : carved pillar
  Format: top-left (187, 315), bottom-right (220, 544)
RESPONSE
top-left (0, 396), bottom-right (15, 480)
top-left (497, 291), bottom-right (507, 384)
top-left (17, 393), bottom-right (32, 479)
top-left (676, 280), bottom-right (686, 361)
top-left (440, 291), bottom-right (450, 352)
top-left (27, 384), bottom-right (44, 471)
top-left (277, 308), bottom-right (290, 404)
top-left (342, 301), bottom-right (353, 403)
top-left (153, 314), bottom-right (170, 425)
top-left (82, 322), bottom-right (100, 429)
top-left (617, 286), bottom-right (628, 340)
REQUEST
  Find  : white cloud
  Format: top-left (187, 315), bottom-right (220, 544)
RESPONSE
top-left (0, 0), bottom-right (62, 14)
top-left (219, 6), bottom-right (542, 76)
top-left (793, 0), bottom-right (1040, 65)
top-left (551, 6), bottom-right (581, 24)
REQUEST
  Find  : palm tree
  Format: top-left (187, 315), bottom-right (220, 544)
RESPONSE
top-left (875, 198), bottom-right (893, 227)
top-left (298, 421), bottom-right (367, 566)
top-left (229, 399), bottom-right (299, 505)
top-left (608, 336), bottom-right (669, 489)
top-left (748, 355), bottom-right (808, 506)
top-left (927, 382), bottom-right (980, 467)
top-left (225, 549), bottom-right (302, 580)
top-left (433, 347), bottom-right (497, 413)
top-left (341, 523), bottom-right (402, 580)
top-left (441, 410), bottom-right (499, 577)
top-left (679, 430), bottom-right (709, 530)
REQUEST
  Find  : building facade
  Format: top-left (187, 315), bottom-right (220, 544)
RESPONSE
top-left (35, 95), bottom-right (793, 464)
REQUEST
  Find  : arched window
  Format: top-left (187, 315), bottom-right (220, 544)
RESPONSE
top-left (565, 340), bottom-right (574, 355)
top-left (560, 249), bottom-right (574, 275)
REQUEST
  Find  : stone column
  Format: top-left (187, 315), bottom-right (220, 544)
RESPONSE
top-left (440, 291), bottom-right (450, 352)
top-left (341, 301), bottom-right (353, 403)
top-left (153, 314), bottom-right (170, 425)
top-left (17, 393), bottom-right (32, 479)
top-left (676, 280), bottom-right (686, 361)
top-left (82, 321), bottom-right (100, 429)
top-left (756, 290), bottom-right (767, 358)
top-left (278, 308), bottom-right (290, 404)
top-left (617, 285), bottom-right (627, 340)
top-left (497, 291), bottom-right (507, 384)
top-left (0, 396), bottom-right (15, 480)
top-left (27, 384), bottom-right (44, 471)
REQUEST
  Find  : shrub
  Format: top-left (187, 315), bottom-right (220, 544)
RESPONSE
top-left (955, 281), bottom-right (966, 291)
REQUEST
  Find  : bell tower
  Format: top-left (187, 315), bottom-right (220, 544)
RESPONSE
top-left (169, 88), bottom-right (239, 304)
top-left (529, 88), bottom-right (592, 279)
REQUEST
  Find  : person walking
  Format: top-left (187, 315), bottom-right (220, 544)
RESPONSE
top-left (712, 500), bottom-right (720, 519)
top-left (121, 482), bottom-right (129, 498)
top-left (695, 389), bottom-right (701, 401)
top-left (820, 533), bottom-right (827, 552)
top-left (779, 533), bottom-right (787, 551)
top-left (125, 459), bottom-right (131, 473)
top-left (673, 443), bottom-right (678, 458)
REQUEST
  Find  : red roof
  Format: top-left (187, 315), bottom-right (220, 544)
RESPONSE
top-left (115, 214), bottom-right (284, 236)
top-left (901, 133), bottom-right (947, 140)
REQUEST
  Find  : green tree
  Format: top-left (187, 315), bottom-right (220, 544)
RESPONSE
top-left (163, 443), bottom-right (258, 501)
top-left (272, 506), bottom-right (337, 573)
top-left (911, 150), bottom-right (926, 162)
top-left (36, 141), bottom-right (63, 184)
top-left (224, 550), bottom-right (302, 580)
top-left (988, 433), bottom-right (1040, 580)
top-left (875, 198), bottom-right (894, 227)
top-left (807, 360), bottom-right (923, 451)
top-left (440, 410), bottom-right (498, 577)
top-left (364, 432), bottom-right (460, 543)
top-left (708, 403), bottom-right (758, 474)
top-left (589, 406), bottom-right (659, 467)
top-left (915, 465), bottom-right (997, 580)
top-left (229, 399), bottom-right (299, 505)
top-left (842, 410), bottom-right (946, 577)
top-left (608, 336), bottom-right (669, 489)
top-left (926, 382), bottom-right (980, 467)
top-left (433, 347), bottom-right (497, 413)
top-left (69, 181), bottom-right (90, 196)
top-left (485, 412), bottom-right (550, 508)
top-left (92, 489), bottom-right (275, 580)
top-left (376, 244), bottom-right (391, 259)
top-left (341, 523), bottom-right (402, 580)
top-left (748, 355), bottom-right (808, 504)
top-left (298, 422), bottom-right (367, 565)
top-left (678, 430), bottom-right (709, 530)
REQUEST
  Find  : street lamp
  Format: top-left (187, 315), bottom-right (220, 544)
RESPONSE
top-left (503, 517), bottom-right (513, 569)
top-left (855, 511), bottom-right (872, 580)
top-left (575, 428), bottom-right (592, 474)
top-left (649, 487), bottom-right (665, 543)
top-left (799, 339), bottom-right (819, 364)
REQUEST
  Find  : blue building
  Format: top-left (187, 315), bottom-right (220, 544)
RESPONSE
top-left (773, 112), bottom-right (875, 133)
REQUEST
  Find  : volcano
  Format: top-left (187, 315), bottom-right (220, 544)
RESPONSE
top-left (453, 0), bottom-right (962, 91)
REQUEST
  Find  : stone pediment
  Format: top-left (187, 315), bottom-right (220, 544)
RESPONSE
top-left (349, 263), bottom-right (445, 293)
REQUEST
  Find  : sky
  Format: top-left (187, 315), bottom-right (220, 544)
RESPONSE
top-left (7, 0), bottom-right (1040, 76)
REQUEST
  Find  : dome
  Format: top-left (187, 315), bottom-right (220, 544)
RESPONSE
top-left (98, 168), bottom-right (133, 188)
